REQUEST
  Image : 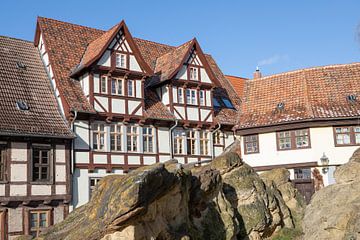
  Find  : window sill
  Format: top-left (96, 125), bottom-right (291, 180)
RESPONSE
top-left (30, 181), bottom-right (54, 185)
top-left (244, 151), bottom-right (260, 155)
top-left (277, 146), bottom-right (311, 151)
top-left (334, 143), bottom-right (360, 147)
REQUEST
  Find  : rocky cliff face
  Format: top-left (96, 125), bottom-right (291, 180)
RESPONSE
top-left (303, 148), bottom-right (360, 240)
top-left (33, 142), bottom-right (303, 240)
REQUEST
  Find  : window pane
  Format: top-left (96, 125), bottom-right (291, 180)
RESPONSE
top-left (30, 213), bottom-right (37, 228)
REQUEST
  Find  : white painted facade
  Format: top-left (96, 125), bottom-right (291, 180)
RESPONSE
top-left (240, 126), bottom-right (360, 186)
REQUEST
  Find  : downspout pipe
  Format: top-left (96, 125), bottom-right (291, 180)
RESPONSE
top-left (169, 120), bottom-right (178, 159)
top-left (70, 110), bottom-right (78, 174)
top-left (211, 123), bottom-right (221, 159)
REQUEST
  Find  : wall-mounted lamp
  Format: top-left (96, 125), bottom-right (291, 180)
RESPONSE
top-left (320, 152), bottom-right (330, 174)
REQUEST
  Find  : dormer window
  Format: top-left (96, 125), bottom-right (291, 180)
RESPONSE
top-left (116, 53), bottom-right (126, 68)
top-left (189, 67), bottom-right (198, 81)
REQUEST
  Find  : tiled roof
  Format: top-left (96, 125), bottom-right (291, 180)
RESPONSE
top-left (0, 36), bottom-right (73, 138)
top-left (237, 63), bottom-right (360, 129)
top-left (226, 75), bottom-right (247, 99)
top-left (72, 23), bottom-right (122, 75)
top-left (36, 17), bottom-right (240, 124)
top-left (153, 39), bottom-right (194, 83)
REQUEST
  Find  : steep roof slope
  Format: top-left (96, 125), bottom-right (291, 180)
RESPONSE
top-left (36, 17), bottom-right (240, 125)
top-left (237, 63), bottom-right (360, 129)
top-left (0, 36), bottom-right (73, 138)
top-left (226, 75), bottom-right (247, 99)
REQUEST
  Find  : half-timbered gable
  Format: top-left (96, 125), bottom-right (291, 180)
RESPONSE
top-left (34, 17), bottom-right (240, 210)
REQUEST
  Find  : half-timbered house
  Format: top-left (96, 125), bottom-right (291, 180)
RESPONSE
top-left (33, 17), bottom-right (240, 209)
top-left (228, 64), bottom-right (360, 202)
top-left (0, 36), bottom-right (74, 239)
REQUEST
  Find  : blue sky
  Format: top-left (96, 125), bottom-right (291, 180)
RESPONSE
top-left (1, 0), bottom-right (359, 78)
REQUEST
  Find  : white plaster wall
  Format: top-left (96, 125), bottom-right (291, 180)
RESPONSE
top-left (241, 126), bottom-right (360, 185)
top-left (188, 158), bottom-right (198, 163)
top-left (175, 65), bottom-right (187, 80)
top-left (56, 185), bottom-right (67, 195)
top-left (214, 146), bottom-right (224, 157)
top-left (93, 154), bottom-right (107, 164)
top-left (128, 100), bottom-right (141, 114)
top-left (97, 50), bottom-right (111, 67)
top-left (0, 185), bottom-right (5, 196)
top-left (8, 208), bottom-right (23, 232)
top-left (55, 165), bottom-right (66, 182)
top-left (224, 131), bottom-right (234, 148)
top-left (200, 68), bottom-right (211, 83)
top-left (143, 156), bottom-right (156, 165)
top-left (75, 151), bottom-right (90, 164)
top-left (111, 155), bottom-right (124, 164)
top-left (10, 164), bottom-right (27, 182)
top-left (200, 109), bottom-right (211, 121)
top-left (10, 185), bottom-right (27, 196)
top-left (74, 120), bottom-right (90, 150)
top-left (112, 169), bottom-right (124, 174)
top-left (187, 107), bottom-right (199, 121)
top-left (159, 155), bottom-right (171, 163)
top-left (128, 156), bottom-right (140, 165)
top-left (32, 185), bottom-right (51, 196)
top-left (95, 96), bottom-right (108, 112)
top-left (129, 55), bottom-right (142, 72)
top-left (158, 128), bottom-right (170, 153)
top-left (11, 142), bottom-right (27, 161)
top-left (112, 98), bottom-right (126, 114)
top-left (80, 73), bottom-right (90, 96)
top-left (161, 86), bottom-right (169, 105)
top-left (56, 145), bottom-right (66, 163)
top-left (174, 106), bottom-right (185, 120)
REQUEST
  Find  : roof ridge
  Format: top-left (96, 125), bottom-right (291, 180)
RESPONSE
top-left (38, 16), bottom-right (106, 32)
top-left (250, 62), bottom-right (360, 81)
top-left (0, 35), bottom-right (33, 44)
top-left (133, 37), bottom-right (176, 49)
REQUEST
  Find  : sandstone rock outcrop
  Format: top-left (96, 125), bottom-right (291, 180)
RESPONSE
top-left (303, 148), bottom-right (360, 240)
top-left (33, 141), bottom-right (302, 240)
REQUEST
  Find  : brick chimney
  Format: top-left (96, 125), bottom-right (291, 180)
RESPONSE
top-left (253, 67), bottom-right (262, 79)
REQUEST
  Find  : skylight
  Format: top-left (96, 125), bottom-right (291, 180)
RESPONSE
top-left (213, 98), bottom-right (221, 108)
top-left (222, 98), bottom-right (234, 109)
top-left (16, 101), bottom-right (30, 111)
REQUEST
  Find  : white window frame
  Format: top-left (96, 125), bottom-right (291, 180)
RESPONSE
top-left (111, 78), bottom-right (124, 95)
top-left (173, 130), bottom-right (185, 155)
top-left (89, 177), bottom-right (101, 198)
top-left (189, 67), bottom-right (198, 81)
top-left (178, 88), bottom-right (184, 104)
top-left (100, 76), bottom-right (107, 94)
top-left (199, 90), bottom-right (205, 106)
top-left (127, 80), bottom-right (135, 97)
top-left (110, 124), bottom-right (122, 152)
top-left (92, 123), bottom-right (106, 151)
top-left (116, 53), bottom-right (127, 68)
top-left (127, 125), bottom-right (138, 152)
top-left (187, 130), bottom-right (196, 155)
top-left (186, 89), bottom-right (197, 105)
top-left (200, 131), bottom-right (209, 155)
top-left (142, 127), bottom-right (154, 153)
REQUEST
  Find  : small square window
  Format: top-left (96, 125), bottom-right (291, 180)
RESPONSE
top-left (116, 53), bottom-right (127, 68)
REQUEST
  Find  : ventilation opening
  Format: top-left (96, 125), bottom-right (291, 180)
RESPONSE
top-left (347, 94), bottom-right (357, 102)
top-left (276, 102), bottom-right (285, 110)
top-left (16, 101), bottom-right (30, 111)
top-left (16, 61), bottom-right (27, 70)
